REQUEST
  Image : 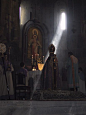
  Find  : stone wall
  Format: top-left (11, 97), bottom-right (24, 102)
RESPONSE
top-left (0, 0), bottom-right (21, 71)
top-left (67, 0), bottom-right (86, 77)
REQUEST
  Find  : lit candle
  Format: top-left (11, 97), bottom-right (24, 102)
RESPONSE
top-left (43, 56), bottom-right (44, 63)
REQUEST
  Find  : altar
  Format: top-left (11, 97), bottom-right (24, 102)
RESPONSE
top-left (26, 70), bottom-right (42, 90)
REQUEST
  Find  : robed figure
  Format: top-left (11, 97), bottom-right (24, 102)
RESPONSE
top-left (41, 44), bottom-right (60, 90)
top-left (0, 54), bottom-right (14, 99)
top-left (66, 52), bottom-right (79, 91)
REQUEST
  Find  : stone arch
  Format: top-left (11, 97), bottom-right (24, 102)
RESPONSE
top-left (22, 19), bottom-right (49, 65)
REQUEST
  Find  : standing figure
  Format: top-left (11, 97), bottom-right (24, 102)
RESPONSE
top-left (66, 52), bottom-right (79, 91)
top-left (78, 67), bottom-right (86, 94)
top-left (0, 53), bottom-right (14, 99)
top-left (41, 44), bottom-right (60, 90)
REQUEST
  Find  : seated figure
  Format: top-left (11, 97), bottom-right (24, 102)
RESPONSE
top-left (78, 67), bottom-right (86, 94)
top-left (18, 62), bottom-right (28, 77)
top-left (41, 44), bottom-right (61, 90)
top-left (17, 62), bottom-right (28, 86)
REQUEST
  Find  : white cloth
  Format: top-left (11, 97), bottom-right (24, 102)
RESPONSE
top-left (27, 70), bottom-right (41, 90)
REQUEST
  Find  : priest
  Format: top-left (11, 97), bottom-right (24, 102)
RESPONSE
top-left (41, 44), bottom-right (60, 90)
top-left (0, 53), bottom-right (14, 99)
top-left (66, 52), bottom-right (79, 91)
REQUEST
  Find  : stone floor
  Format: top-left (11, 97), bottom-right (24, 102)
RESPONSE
top-left (0, 101), bottom-right (86, 115)
top-left (0, 90), bottom-right (86, 115)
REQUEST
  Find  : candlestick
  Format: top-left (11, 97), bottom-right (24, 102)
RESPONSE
top-left (35, 54), bottom-right (36, 60)
top-left (38, 54), bottom-right (39, 59)
top-left (9, 47), bottom-right (11, 55)
top-left (32, 55), bottom-right (33, 65)
top-left (43, 56), bottom-right (44, 63)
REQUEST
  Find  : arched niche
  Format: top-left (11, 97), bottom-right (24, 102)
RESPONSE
top-left (22, 19), bottom-right (49, 66)
top-left (27, 27), bottom-right (43, 59)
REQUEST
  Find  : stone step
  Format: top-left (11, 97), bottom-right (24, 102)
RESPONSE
top-left (0, 101), bottom-right (86, 115)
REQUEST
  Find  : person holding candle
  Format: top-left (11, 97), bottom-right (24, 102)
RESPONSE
top-left (41, 44), bottom-right (61, 90)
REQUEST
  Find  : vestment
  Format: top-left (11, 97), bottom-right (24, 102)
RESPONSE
top-left (41, 54), bottom-right (60, 90)
top-left (0, 60), bottom-right (14, 99)
top-left (66, 55), bottom-right (79, 90)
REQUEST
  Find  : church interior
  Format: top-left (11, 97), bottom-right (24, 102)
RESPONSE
top-left (0, 0), bottom-right (86, 114)
top-left (0, 0), bottom-right (86, 72)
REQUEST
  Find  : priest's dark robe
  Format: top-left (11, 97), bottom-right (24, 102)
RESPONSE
top-left (41, 54), bottom-right (61, 90)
